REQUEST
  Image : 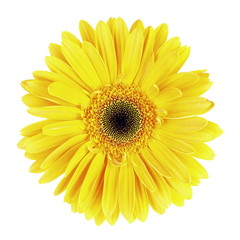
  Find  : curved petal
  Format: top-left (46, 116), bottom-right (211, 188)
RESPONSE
top-left (41, 134), bottom-right (88, 169)
top-left (133, 26), bottom-right (155, 86)
top-left (45, 56), bottom-right (90, 92)
top-left (78, 152), bottom-right (106, 206)
top-left (22, 94), bottom-right (58, 108)
top-left (62, 31), bottom-right (82, 46)
top-left (27, 106), bottom-right (83, 120)
top-left (64, 152), bottom-right (94, 202)
top-left (153, 23), bottom-right (168, 54)
top-left (140, 147), bottom-right (172, 177)
top-left (20, 119), bottom-right (56, 137)
top-left (141, 52), bottom-right (178, 92)
top-left (130, 19), bottom-right (144, 32)
top-left (112, 17), bottom-right (129, 74)
top-left (190, 142), bottom-right (215, 160)
top-left (118, 161), bottom-right (135, 220)
top-left (134, 177), bottom-right (149, 222)
top-left (22, 133), bottom-right (71, 153)
top-left (175, 152), bottom-right (209, 179)
top-left (82, 41), bottom-right (110, 85)
top-left (61, 40), bottom-right (103, 90)
top-left (153, 87), bottom-right (182, 107)
top-left (162, 117), bottom-right (208, 133)
top-left (96, 21), bottom-right (117, 84)
top-left (48, 81), bottom-right (90, 107)
top-left (79, 20), bottom-right (96, 45)
top-left (149, 138), bottom-right (191, 183)
top-left (131, 153), bottom-right (156, 191)
top-left (39, 144), bottom-right (80, 183)
top-left (42, 120), bottom-right (86, 136)
top-left (156, 37), bottom-right (181, 60)
top-left (102, 161), bottom-right (119, 216)
top-left (48, 43), bottom-right (67, 63)
top-left (163, 97), bottom-right (214, 118)
top-left (159, 72), bottom-right (199, 90)
top-left (121, 29), bottom-right (144, 85)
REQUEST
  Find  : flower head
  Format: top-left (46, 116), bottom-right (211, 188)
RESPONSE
top-left (19, 18), bottom-right (222, 225)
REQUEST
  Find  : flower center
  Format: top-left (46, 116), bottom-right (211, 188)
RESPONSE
top-left (102, 100), bottom-right (141, 142)
top-left (84, 84), bottom-right (157, 159)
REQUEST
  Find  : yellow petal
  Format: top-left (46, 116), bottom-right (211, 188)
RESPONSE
top-left (162, 117), bottom-right (208, 133)
top-left (25, 147), bottom-right (56, 161)
top-left (191, 142), bottom-right (215, 160)
top-left (133, 26), bottom-right (155, 86)
top-left (170, 188), bottom-right (184, 207)
top-left (23, 133), bottom-right (70, 153)
top-left (64, 152), bottom-right (94, 202)
top-left (61, 40), bottom-right (103, 90)
top-left (65, 141), bottom-right (91, 175)
top-left (96, 21), bottom-right (117, 84)
top-left (131, 153), bottom-right (156, 192)
top-left (45, 56), bottom-right (91, 92)
top-left (107, 17), bottom-right (116, 33)
top-left (134, 177), bottom-right (149, 222)
top-left (22, 94), bottom-right (57, 108)
top-left (33, 70), bottom-right (82, 87)
top-left (166, 178), bottom-right (192, 199)
top-left (141, 52), bottom-right (178, 92)
top-left (156, 37), bottom-right (181, 60)
top-left (48, 81), bottom-right (90, 107)
top-left (171, 46), bottom-right (191, 73)
top-left (164, 97), bottom-right (214, 118)
top-left (147, 85), bottom-right (159, 99)
top-left (121, 29), bottom-right (144, 85)
top-left (82, 41), bottom-right (110, 85)
top-left (62, 31), bottom-right (82, 46)
top-left (94, 209), bottom-right (105, 226)
top-left (48, 43), bottom-right (67, 63)
top-left (29, 159), bottom-right (45, 173)
top-left (84, 183), bottom-right (103, 220)
top-left (153, 23), bottom-right (168, 54)
top-left (175, 153), bottom-right (209, 179)
top-left (42, 120), bottom-right (86, 136)
top-left (79, 20), bottom-right (95, 46)
top-left (204, 121), bottom-right (223, 139)
top-left (147, 168), bottom-right (171, 206)
top-left (153, 87), bottom-right (182, 106)
top-left (161, 121), bottom-right (221, 142)
top-left (102, 161), bottom-right (119, 217)
top-left (140, 147), bottom-right (172, 177)
top-left (27, 106), bottom-right (83, 120)
top-left (130, 19), bottom-right (144, 32)
top-left (54, 168), bottom-right (76, 196)
top-left (20, 119), bottom-right (56, 137)
top-left (159, 72), bottom-right (199, 89)
top-left (153, 131), bottom-right (195, 154)
top-left (21, 80), bottom-right (71, 106)
top-left (118, 161), bottom-right (135, 220)
top-left (147, 190), bottom-right (166, 214)
top-left (112, 17), bottom-right (129, 74)
top-left (149, 139), bottom-right (191, 183)
top-left (41, 135), bottom-right (88, 169)
top-left (183, 75), bottom-right (213, 97)
top-left (78, 152), bottom-right (106, 205)
top-left (106, 206), bottom-right (120, 226)
top-left (39, 144), bottom-right (80, 183)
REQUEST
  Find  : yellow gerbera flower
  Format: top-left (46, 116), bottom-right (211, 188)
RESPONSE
top-left (18, 18), bottom-right (222, 225)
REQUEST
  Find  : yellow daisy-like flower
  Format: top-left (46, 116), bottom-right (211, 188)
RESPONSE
top-left (18, 18), bottom-right (222, 225)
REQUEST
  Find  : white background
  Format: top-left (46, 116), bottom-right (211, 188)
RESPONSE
top-left (0, 0), bottom-right (239, 239)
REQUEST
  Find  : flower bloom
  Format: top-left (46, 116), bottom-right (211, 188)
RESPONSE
top-left (19, 18), bottom-right (222, 225)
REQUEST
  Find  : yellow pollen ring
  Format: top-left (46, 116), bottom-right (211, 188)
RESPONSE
top-left (84, 84), bottom-right (157, 156)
